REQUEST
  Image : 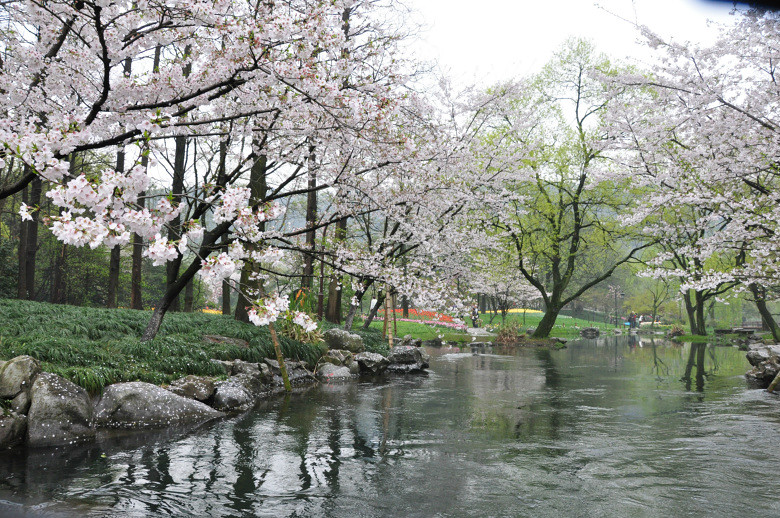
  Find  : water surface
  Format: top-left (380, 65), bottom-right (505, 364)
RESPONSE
top-left (1, 335), bottom-right (778, 517)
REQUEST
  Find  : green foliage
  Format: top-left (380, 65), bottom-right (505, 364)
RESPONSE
top-left (0, 299), bottom-right (325, 392)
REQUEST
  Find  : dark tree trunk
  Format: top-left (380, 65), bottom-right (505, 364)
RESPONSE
top-left (343, 279), bottom-right (372, 331)
top-left (142, 222), bottom-right (230, 341)
top-left (130, 53), bottom-right (149, 311)
top-left (51, 243), bottom-right (66, 304)
top-left (235, 152), bottom-right (268, 323)
top-left (362, 293), bottom-right (385, 330)
top-left (325, 217), bottom-right (347, 323)
top-left (107, 245), bottom-right (121, 308)
top-left (17, 185), bottom-right (28, 299)
top-left (750, 283), bottom-right (780, 341)
top-left (165, 48), bottom-right (191, 313)
top-left (184, 278), bottom-right (194, 312)
top-left (402, 294), bottom-right (409, 319)
top-left (23, 175), bottom-right (42, 299)
top-left (107, 146), bottom-right (126, 309)
top-left (131, 225), bottom-right (144, 309)
top-left (301, 145), bottom-right (317, 293)
top-left (532, 305), bottom-right (561, 338)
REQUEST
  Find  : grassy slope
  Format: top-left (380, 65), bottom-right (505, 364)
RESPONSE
top-left (361, 311), bottom-right (622, 342)
top-left (0, 299), bottom-right (386, 393)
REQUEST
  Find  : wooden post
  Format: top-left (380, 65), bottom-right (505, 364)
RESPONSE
top-left (387, 285), bottom-right (394, 349)
top-left (269, 322), bottom-right (291, 392)
top-left (392, 291), bottom-right (397, 338)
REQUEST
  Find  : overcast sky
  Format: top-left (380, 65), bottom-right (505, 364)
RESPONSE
top-left (407, 0), bottom-right (741, 85)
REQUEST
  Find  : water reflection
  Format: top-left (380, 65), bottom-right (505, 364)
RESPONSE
top-left (2, 338), bottom-right (780, 517)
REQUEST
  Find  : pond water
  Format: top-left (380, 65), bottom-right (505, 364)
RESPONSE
top-left (2, 335), bottom-right (780, 517)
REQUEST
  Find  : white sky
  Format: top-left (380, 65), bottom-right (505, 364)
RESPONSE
top-left (407, 0), bottom-right (742, 85)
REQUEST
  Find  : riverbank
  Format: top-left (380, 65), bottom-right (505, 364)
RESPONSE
top-left (0, 299), bottom-right (433, 451)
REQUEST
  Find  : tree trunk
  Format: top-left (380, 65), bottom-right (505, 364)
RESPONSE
top-left (343, 279), bottom-right (371, 331)
top-left (750, 283), bottom-right (780, 342)
top-left (23, 175), bottom-right (42, 300)
top-left (130, 53), bottom-right (150, 312)
top-left (107, 245), bottom-right (121, 308)
top-left (165, 49), bottom-right (191, 313)
top-left (362, 293), bottom-right (385, 330)
top-left (184, 278), bottom-right (194, 312)
top-left (17, 185), bottom-right (27, 299)
top-left (235, 151), bottom-right (268, 323)
top-left (51, 243), bottom-right (66, 304)
top-left (131, 226), bottom-right (144, 309)
top-left (301, 145), bottom-right (317, 293)
top-left (532, 306), bottom-right (561, 338)
top-left (324, 217), bottom-right (347, 324)
top-left (694, 291), bottom-right (707, 336)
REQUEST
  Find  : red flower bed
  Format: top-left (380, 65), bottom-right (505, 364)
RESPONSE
top-left (378, 308), bottom-right (455, 323)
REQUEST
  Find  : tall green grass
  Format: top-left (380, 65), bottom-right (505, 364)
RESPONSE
top-left (0, 299), bottom-right (327, 393)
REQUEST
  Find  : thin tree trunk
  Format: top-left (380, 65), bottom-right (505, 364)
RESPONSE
top-left (131, 52), bottom-right (153, 311)
top-left (269, 322), bottom-right (291, 392)
top-left (23, 175), bottom-right (42, 300)
top-left (107, 245), bottom-right (121, 308)
top-left (301, 145), bottom-right (317, 293)
top-left (51, 243), bottom-right (66, 304)
top-left (362, 292), bottom-right (385, 330)
top-left (142, 222), bottom-right (231, 341)
top-left (325, 217), bottom-right (347, 324)
top-left (235, 151), bottom-right (268, 323)
top-left (17, 185), bottom-right (27, 299)
top-left (184, 278), bottom-right (194, 312)
top-left (750, 283), bottom-right (780, 341)
top-left (343, 279), bottom-right (371, 331)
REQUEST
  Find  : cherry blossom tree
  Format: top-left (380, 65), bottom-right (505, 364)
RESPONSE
top-left (604, 8), bottom-right (780, 337)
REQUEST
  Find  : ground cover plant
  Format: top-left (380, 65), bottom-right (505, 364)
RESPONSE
top-left (0, 299), bottom-right (339, 393)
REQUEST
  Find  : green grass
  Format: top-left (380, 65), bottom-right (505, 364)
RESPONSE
top-left (361, 319), bottom-right (474, 343)
top-left (479, 311), bottom-right (616, 338)
top-left (671, 333), bottom-right (747, 343)
top-left (0, 299), bottom-right (328, 393)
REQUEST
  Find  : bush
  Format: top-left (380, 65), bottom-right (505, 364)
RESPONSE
top-left (495, 323), bottom-right (522, 344)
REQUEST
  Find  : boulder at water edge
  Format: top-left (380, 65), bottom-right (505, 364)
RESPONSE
top-left (211, 380), bottom-right (254, 412)
top-left (354, 352), bottom-right (390, 374)
top-left (316, 363), bottom-right (353, 381)
top-left (27, 373), bottom-right (95, 447)
top-left (386, 346), bottom-right (430, 374)
top-left (167, 375), bottom-right (216, 402)
top-left (745, 344), bottom-right (780, 387)
top-left (323, 329), bottom-right (365, 353)
top-left (264, 359), bottom-right (313, 385)
top-left (580, 327), bottom-right (600, 339)
top-left (95, 382), bottom-right (224, 429)
top-left (0, 355), bottom-right (41, 399)
top-left (0, 412), bottom-right (27, 449)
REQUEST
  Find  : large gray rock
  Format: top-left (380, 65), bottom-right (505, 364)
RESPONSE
top-left (323, 329), bottom-right (365, 353)
top-left (0, 412), bottom-right (27, 449)
top-left (386, 346), bottom-right (430, 374)
top-left (354, 352), bottom-right (390, 374)
top-left (11, 390), bottom-right (31, 414)
top-left (167, 375), bottom-right (216, 402)
top-left (95, 382), bottom-right (223, 429)
top-left (746, 344), bottom-right (780, 367)
top-left (0, 355), bottom-right (41, 398)
top-left (316, 363), bottom-right (353, 381)
top-left (231, 360), bottom-right (260, 377)
top-left (211, 380), bottom-right (254, 412)
top-left (27, 373), bottom-right (94, 447)
top-left (580, 327), bottom-right (600, 339)
top-left (320, 349), bottom-right (355, 367)
top-left (264, 359), bottom-right (313, 386)
top-left (387, 346), bottom-right (430, 366)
